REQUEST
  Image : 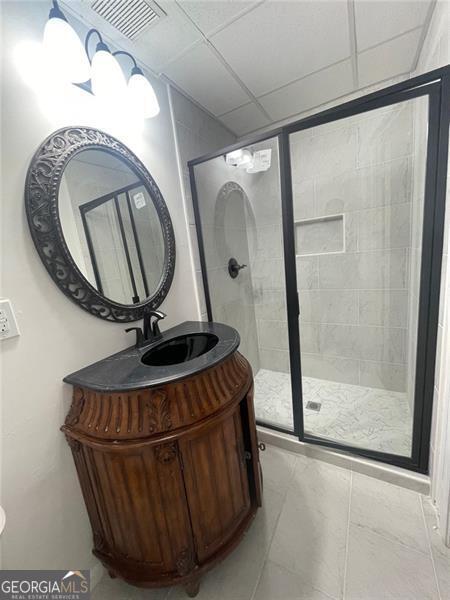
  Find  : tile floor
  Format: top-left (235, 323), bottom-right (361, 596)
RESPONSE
top-left (254, 369), bottom-right (412, 456)
top-left (92, 444), bottom-right (449, 600)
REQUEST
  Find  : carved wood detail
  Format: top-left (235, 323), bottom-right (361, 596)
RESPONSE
top-left (64, 353), bottom-right (251, 441)
top-left (62, 350), bottom-right (261, 595)
top-left (155, 442), bottom-right (178, 464)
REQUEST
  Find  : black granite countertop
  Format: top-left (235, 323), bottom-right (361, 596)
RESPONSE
top-left (63, 321), bottom-right (240, 392)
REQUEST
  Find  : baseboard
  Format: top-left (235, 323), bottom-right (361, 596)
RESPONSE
top-left (257, 426), bottom-right (430, 494)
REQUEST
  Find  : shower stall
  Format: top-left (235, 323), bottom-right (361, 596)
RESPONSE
top-left (189, 67), bottom-right (450, 472)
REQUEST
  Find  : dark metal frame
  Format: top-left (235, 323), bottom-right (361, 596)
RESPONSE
top-left (188, 65), bottom-right (450, 473)
top-left (79, 181), bottom-right (152, 303)
top-left (25, 126), bottom-right (176, 322)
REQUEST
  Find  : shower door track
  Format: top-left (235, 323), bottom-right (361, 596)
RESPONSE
top-left (189, 65), bottom-right (450, 474)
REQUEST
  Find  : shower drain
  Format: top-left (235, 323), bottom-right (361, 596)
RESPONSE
top-left (306, 401), bottom-right (322, 412)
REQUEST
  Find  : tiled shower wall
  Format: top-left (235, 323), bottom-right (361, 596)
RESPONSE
top-left (192, 161), bottom-right (260, 373)
top-left (290, 101), bottom-right (418, 393)
top-left (244, 139), bottom-right (290, 373)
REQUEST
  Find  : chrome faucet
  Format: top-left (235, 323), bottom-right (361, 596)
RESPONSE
top-left (126, 310), bottom-right (166, 348)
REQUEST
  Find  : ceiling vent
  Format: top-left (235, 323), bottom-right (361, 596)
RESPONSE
top-left (90, 0), bottom-right (166, 40)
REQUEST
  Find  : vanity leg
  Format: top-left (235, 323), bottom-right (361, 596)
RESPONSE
top-left (184, 578), bottom-right (200, 598)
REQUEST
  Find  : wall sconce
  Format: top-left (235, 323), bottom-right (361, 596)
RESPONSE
top-left (42, 0), bottom-right (159, 118)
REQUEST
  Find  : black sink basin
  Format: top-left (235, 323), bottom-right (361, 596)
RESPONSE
top-left (141, 333), bottom-right (219, 366)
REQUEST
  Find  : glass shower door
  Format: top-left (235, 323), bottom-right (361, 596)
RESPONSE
top-left (191, 136), bottom-right (295, 432)
top-left (288, 92), bottom-right (433, 460)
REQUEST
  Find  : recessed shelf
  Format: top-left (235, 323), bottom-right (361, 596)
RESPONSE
top-left (294, 214), bottom-right (344, 256)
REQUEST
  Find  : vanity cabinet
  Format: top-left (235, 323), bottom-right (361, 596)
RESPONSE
top-left (62, 350), bottom-right (262, 597)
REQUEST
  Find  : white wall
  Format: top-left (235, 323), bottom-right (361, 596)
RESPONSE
top-left (413, 0), bottom-right (450, 545)
top-left (0, 0), bottom-right (229, 573)
top-left (169, 87), bottom-right (236, 320)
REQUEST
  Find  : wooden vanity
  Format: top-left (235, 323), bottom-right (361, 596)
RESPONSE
top-left (62, 322), bottom-right (262, 597)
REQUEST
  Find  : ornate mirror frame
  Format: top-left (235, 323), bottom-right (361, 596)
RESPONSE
top-left (25, 126), bottom-right (176, 322)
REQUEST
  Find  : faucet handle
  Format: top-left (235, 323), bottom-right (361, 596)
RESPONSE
top-left (125, 327), bottom-right (144, 347)
top-left (150, 311), bottom-right (166, 337)
top-left (151, 310), bottom-right (166, 320)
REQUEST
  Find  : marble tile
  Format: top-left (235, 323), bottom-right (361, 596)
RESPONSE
top-left (299, 323), bottom-right (321, 354)
top-left (358, 289), bottom-right (409, 327)
top-left (350, 473), bottom-right (429, 553)
top-left (345, 524), bottom-right (439, 600)
top-left (168, 487), bottom-right (285, 600)
top-left (268, 459), bottom-right (350, 599)
top-left (259, 348), bottom-right (290, 374)
top-left (317, 323), bottom-right (406, 363)
top-left (314, 157), bottom-right (412, 216)
top-left (359, 360), bottom-right (407, 392)
top-left (257, 319), bottom-right (289, 351)
top-left (422, 497), bottom-right (450, 600)
top-left (299, 290), bottom-right (358, 325)
top-left (293, 179), bottom-right (315, 221)
top-left (254, 370), bottom-right (412, 455)
top-left (301, 352), bottom-right (359, 385)
top-left (92, 576), bottom-right (168, 600)
top-left (319, 248), bottom-right (408, 290)
top-left (295, 215), bottom-right (344, 256)
top-left (253, 224), bottom-right (284, 260)
top-left (296, 255), bottom-right (319, 290)
top-left (253, 560), bottom-right (333, 600)
top-left (291, 123), bottom-right (357, 180)
top-left (357, 103), bottom-right (414, 168)
top-left (254, 289), bottom-right (287, 321)
top-left (345, 210), bottom-right (358, 252)
top-left (358, 203), bottom-right (411, 251)
top-left (254, 369), bottom-right (294, 429)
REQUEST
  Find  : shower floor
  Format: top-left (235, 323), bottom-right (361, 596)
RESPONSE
top-left (254, 369), bottom-right (412, 456)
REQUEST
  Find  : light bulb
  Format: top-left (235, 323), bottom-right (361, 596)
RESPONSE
top-left (128, 67), bottom-right (160, 118)
top-left (43, 4), bottom-right (90, 84)
top-left (225, 148), bottom-right (253, 168)
top-left (91, 42), bottom-right (127, 104)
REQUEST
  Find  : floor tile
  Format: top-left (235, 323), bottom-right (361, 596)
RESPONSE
top-left (254, 370), bottom-right (412, 455)
top-left (253, 560), bottom-right (334, 600)
top-left (92, 576), bottom-right (168, 600)
top-left (259, 444), bottom-right (297, 493)
top-left (345, 524), bottom-right (439, 600)
top-left (268, 459), bottom-right (350, 599)
top-left (422, 497), bottom-right (450, 599)
top-left (350, 472), bottom-right (429, 553)
top-left (168, 487), bottom-right (285, 600)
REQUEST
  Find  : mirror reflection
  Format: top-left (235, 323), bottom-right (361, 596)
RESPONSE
top-left (59, 149), bottom-right (165, 305)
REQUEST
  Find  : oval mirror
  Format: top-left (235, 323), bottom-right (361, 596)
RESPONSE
top-left (25, 127), bottom-right (175, 322)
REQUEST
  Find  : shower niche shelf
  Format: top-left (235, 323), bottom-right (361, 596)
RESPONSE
top-left (295, 214), bottom-right (344, 256)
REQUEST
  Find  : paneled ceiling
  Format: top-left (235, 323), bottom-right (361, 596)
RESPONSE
top-left (63, 0), bottom-right (436, 136)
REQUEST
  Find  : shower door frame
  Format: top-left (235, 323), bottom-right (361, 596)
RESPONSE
top-left (188, 65), bottom-right (450, 474)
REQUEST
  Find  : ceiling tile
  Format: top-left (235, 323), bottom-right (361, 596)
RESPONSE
top-left (355, 1), bottom-right (432, 51)
top-left (259, 60), bottom-right (354, 122)
top-left (178, 0), bottom-right (261, 36)
top-left (358, 29), bottom-right (422, 87)
top-left (163, 43), bottom-right (251, 115)
top-left (61, 0), bottom-right (202, 71)
top-left (211, 1), bottom-right (351, 96)
top-left (219, 103), bottom-right (271, 135)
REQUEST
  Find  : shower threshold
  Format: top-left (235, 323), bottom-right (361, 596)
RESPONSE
top-left (254, 369), bottom-right (412, 457)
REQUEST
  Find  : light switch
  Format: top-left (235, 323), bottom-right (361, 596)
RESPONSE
top-left (0, 299), bottom-right (20, 340)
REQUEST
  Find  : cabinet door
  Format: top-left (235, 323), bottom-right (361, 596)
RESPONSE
top-left (84, 442), bottom-right (195, 578)
top-left (179, 406), bottom-right (251, 563)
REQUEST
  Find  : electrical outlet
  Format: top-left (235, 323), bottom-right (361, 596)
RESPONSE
top-left (0, 299), bottom-right (20, 340)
